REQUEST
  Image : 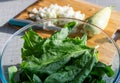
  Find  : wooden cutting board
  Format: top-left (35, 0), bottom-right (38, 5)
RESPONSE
top-left (15, 0), bottom-right (120, 65)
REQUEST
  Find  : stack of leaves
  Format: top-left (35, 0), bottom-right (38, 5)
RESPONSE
top-left (8, 22), bottom-right (114, 83)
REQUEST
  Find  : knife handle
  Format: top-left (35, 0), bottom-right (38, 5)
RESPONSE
top-left (8, 19), bottom-right (34, 27)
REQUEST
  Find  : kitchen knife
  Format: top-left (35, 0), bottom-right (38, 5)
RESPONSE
top-left (8, 19), bottom-right (61, 31)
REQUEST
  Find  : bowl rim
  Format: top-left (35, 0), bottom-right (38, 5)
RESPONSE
top-left (0, 18), bottom-right (120, 83)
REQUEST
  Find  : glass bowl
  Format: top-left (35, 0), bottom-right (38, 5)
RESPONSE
top-left (0, 18), bottom-right (120, 83)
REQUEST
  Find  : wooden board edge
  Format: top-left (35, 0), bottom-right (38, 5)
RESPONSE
top-left (14, 0), bottom-right (38, 19)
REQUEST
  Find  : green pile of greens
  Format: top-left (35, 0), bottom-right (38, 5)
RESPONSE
top-left (8, 22), bottom-right (114, 83)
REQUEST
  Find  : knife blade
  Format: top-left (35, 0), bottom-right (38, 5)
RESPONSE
top-left (8, 19), bottom-right (61, 31)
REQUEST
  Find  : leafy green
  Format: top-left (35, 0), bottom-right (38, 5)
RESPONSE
top-left (8, 66), bottom-right (17, 83)
top-left (21, 28), bottom-right (44, 59)
top-left (83, 62), bottom-right (114, 83)
top-left (44, 51), bottom-right (92, 83)
top-left (8, 21), bottom-right (114, 83)
top-left (64, 21), bottom-right (76, 31)
top-left (33, 74), bottom-right (42, 83)
top-left (71, 49), bottom-right (98, 83)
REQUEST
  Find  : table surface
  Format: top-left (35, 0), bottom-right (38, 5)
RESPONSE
top-left (0, 0), bottom-right (120, 82)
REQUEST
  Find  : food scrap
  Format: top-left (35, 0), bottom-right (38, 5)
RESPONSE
top-left (29, 4), bottom-right (85, 21)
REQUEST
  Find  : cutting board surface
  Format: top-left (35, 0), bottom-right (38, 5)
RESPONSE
top-left (15, 0), bottom-right (120, 65)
